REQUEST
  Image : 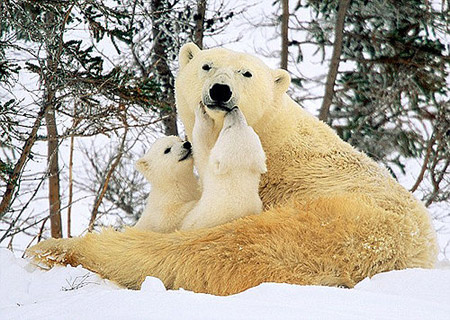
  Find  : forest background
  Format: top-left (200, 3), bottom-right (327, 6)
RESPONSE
top-left (0, 0), bottom-right (449, 259)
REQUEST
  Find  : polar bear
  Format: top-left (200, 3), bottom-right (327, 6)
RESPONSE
top-left (28, 43), bottom-right (438, 296)
top-left (134, 106), bottom-right (265, 232)
top-left (134, 136), bottom-right (200, 233)
top-left (180, 105), bottom-right (266, 230)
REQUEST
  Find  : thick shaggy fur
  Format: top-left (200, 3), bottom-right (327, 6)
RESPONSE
top-left (134, 136), bottom-right (200, 232)
top-left (181, 106), bottom-right (266, 230)
top-left (27, 43), bottom-right (438, 295)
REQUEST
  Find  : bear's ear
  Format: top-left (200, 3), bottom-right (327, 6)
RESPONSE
top-left (272, 69), bottom-right (291, 93)
top-left (135, 158), bottom-right (150, 175)
top-left (179, 43), bottom-right (201, 69)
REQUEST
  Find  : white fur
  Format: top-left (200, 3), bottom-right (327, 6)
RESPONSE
top-left (191, 104), bottom-right (219, 185)
top-left (181, 106), bottom-right (266, 230)
top-left (134, 136), bottom-right (200, 233)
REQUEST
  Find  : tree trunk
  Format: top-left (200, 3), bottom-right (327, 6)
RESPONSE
top-left (280, 0), bottom-right (289, 70)
top-left (44, 103), bottom-right (62, 239)
top-left (67, 111), bottom-right (78, 238)
top-left (150, 0), bottom-right (178, 136)
top-left (43, 9), bottom-right (64, 239)
top-left (318, 0), bottom-right (351, 122)
top-left (194, 0), bottom-right (206, 49)
top-left (0, 4), bottom-right (72, 226)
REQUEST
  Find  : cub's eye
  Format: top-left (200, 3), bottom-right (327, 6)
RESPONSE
top-left (242, 71), bottom-right (252, 78)
top-left (164, 147), bottom-right (171, 154)
top-left (202, 64), bottom-right (211, 71)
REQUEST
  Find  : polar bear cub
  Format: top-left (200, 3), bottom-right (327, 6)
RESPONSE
top-left (134, 136), bottom-right (200, 233)
top-left (180, 106), bottom-right (267, 230)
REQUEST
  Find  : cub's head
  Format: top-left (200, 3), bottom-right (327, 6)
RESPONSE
top-left (135, 136), bottom-right (194, 184)
top-left (175, 43), bottom-right (291, 139)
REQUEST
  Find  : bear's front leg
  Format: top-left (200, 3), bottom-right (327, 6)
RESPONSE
top-left (192, 103), bottom-right (219, 181)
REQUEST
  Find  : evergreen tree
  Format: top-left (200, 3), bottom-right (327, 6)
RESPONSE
top-left (0, 0), bottom-right (162, 239)
top-left (0, 0), bottom-right (240, 246)
top-left (301, 0), bottom-right (449, 207)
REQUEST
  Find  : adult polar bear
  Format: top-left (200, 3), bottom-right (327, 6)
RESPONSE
top-left (27, 43), bottom-right (437, 295)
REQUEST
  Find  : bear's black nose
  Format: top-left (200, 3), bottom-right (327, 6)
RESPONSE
top-left (183, 141), bottom-right (191, 150)
top-left (209, 83), bottom-right (232, 103)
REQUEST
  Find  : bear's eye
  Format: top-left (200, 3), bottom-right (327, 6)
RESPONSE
top-left (202, 64), bottom-right (211, 71)
top-left (164, 147), bottom-right (171, 154)
top-left (242, 71), bottom-right (252, 78)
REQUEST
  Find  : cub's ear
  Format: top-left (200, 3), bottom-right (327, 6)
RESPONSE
top-left (179, 43), bottom-right (201, 69)
top-left (272, 69), bottom-right (291, 93)
top-left (135, 158), bottom-right (150, 175)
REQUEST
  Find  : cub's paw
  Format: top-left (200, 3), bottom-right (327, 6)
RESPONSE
top-left (223, 106), bottom-right (247, 128)
top-left (194, 104), bottom-right (215, 130)
top-left (193, 103), bottom-right (216, 152)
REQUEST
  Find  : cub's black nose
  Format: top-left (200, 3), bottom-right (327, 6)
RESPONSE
top-left (183, 141), bottom-right (191, 149)
top-left (209, 84), bottom-right (232, 103)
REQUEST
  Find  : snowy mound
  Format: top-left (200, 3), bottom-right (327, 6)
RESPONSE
top-left (1, 249), bottom-right (450, 320)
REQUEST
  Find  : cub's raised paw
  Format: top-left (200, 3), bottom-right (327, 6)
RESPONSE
top-left (223, 106), bottom-right (247, 128)
top-left (195, 103), bottom-right (214, 128)
top-left (193, 103), bottom-right (216, 150)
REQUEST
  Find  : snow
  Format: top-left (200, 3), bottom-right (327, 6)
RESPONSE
top-left (1, 2), bottom-right (449, 319)
top-left (1, 249), bottom-right (450, 320)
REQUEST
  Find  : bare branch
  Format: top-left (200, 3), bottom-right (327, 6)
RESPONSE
top-left (0, 104), bottom-right (50, 218)
top-left (318, 0), bottom-right (351, 121)
top-left (410, 133), bottom-right (436, 193)
top-left (88, 112), bottom-right (129, 231)
top-left (280, 0), bottom-right (289, 70)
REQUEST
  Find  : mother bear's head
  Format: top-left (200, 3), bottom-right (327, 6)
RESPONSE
top-left (175, 43), bottom-right (291, 139)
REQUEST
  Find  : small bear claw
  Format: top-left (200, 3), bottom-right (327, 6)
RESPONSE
top-left (223, 106), bottom-right (247, 128)
top-left (25, 237), bottom-right (77, 269)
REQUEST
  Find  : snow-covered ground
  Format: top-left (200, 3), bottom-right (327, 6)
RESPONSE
top-left (1, 249), bottom-right (450, 320)
top-left (1, 2), bottom-right (449, 319)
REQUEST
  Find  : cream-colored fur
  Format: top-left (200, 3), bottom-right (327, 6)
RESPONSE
top-left (134, 111), bottom-right (265, 232)
top-left (134, 136), bottom-right (200, 233)
top-left (27, 43), bottom-right (438, 296)
top-left (191, 103), bottom-right (218, 184)
top-left (181, 105), bottom-right (266, 230)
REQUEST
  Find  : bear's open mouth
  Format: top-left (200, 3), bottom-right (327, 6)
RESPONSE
top-left (179, 149), bottom-right (192, 161)
top-left (205, 103), bottom-right (233, 112)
